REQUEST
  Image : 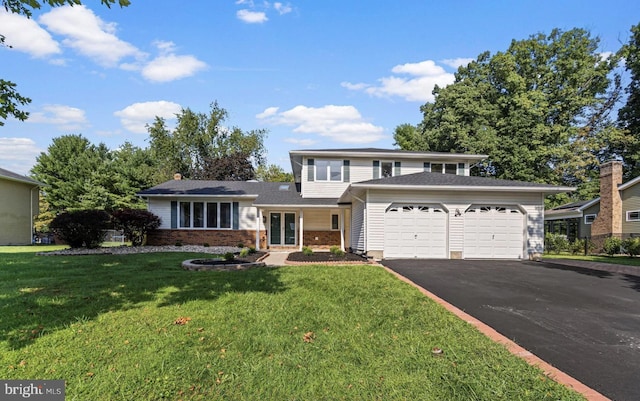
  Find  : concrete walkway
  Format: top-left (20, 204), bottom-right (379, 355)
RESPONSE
top-left (261, 251), bottom-right (291, 266)
top-left (544, 258), bottom-right (640, 277)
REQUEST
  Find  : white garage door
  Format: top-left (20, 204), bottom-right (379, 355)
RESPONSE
top-left (384, 204), bottom-right (447, 258)
top-left (464, 205), bottom-right (524, 259)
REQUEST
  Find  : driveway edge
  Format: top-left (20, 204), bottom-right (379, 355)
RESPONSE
top-left (380, 264), bottom-right (611, 401)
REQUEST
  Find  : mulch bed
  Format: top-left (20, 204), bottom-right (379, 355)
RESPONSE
top-left (286, 252), bottom-right (370, 264)
top-left (190, 251), bottom-right (267, 265)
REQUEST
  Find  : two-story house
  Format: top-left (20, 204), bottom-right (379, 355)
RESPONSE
top-left (138, 148), bottom-right (572, 259)
top-left (0, 167), bottom-right (41, 245)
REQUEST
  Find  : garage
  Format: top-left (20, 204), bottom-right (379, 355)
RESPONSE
top-left (384, 204), bottom-right (448, 258)
top-left (464, 205), bottom-right (524, 259)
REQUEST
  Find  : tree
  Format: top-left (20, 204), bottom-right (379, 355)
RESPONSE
top-left (147, 102), bottom-right (268, 182)
top-left (0, 0), bottom-right (130, 126)
top-left (193, 152), bottom-right (256, 181)
top-left (395, 28), bottom-right (628, 202)
top-left (618, 22), bottom-right (640, 179)
top-left (111, 209), bottom-right (161, 246)
top-left (255, 164), bottom-right (294, 182)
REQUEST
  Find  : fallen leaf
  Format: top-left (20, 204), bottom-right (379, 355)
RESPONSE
top-left (86, 372), bottom-right (94, 377)
top-left (432, 347), bottom-right (443, 355)
top-left (18, 360), bottom-right (26, 367)
top-left (303, 331), bottom-right (315, 343)
top-left (174, 317), bottom-right (191, 325)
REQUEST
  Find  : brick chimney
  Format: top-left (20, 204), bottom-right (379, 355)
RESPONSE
top-left (590, 161), bottom-right (623, 237)
top-left (173, 173), bottom-right (182, 180)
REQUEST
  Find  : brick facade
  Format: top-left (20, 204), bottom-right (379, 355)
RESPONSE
top-left (302, 230), bottom-right (342, 249)
top-left (591, 161), bottom-right (623, 237)
top-left (147, 229), bottom-right (267, 249)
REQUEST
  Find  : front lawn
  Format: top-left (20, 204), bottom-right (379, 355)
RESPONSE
top-left (0, 251), bottom-right (584, 400)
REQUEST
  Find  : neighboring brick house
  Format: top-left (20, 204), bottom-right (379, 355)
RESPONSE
top-left (138, 148), bottom-right (571, 259)
top-left (545, 160), bottom-right (640, 242)
top-left (0, 168), bottom-right (41, 245)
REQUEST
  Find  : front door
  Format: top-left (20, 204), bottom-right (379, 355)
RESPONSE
top-left (270, 212), bottom-right (296, 246)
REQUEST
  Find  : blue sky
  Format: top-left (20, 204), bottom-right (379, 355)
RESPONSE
top-left (1, 0), bottom-right (638, 176)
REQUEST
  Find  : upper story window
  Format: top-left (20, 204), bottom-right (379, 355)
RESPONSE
top-left (308, 159), bottom-right (349, 182)
top-left (373, 160), bottom-right (400, 179)
top-left (584, 214), bottom-right (597, 225)
top-left (426, 162), bottom-right (465, 175)
top-left (627, 210), bottom-right (640, 222)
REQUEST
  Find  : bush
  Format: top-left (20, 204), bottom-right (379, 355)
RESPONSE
top-left (224, 252), bottom-right (235, 261)
top-left (50, 209), bottom-right (110, 248)
top-left (622, 237), bottom-right (640, 257)
top-left (569, 239), bottom-right (585, 255)
top-left (603, 236), bottom-right (623, 257)
top-left (239, 248), bottom-right (250, 258)
top-left (330, 245), bottom-right (345, 257)
top-left (302, 246), bottom-right (313, 256)
top-left (544, 233), bottom-right (569, 254)
top-left (248, 246), bottom-right (256, 254)
top-left (111, 209), bottom-right (161, 247)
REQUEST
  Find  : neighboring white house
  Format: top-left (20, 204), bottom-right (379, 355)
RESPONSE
top-left (0, 168), bottom-right (41, 245)
top-left (138, 148), bottom-right (572, 259)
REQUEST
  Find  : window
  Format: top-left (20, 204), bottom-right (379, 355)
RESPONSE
top-left (428, 162), bottom-right (461, 174)
top-left (423, 162), bottom-right (431, 172)
top-left (627, 211), bottom-right (640, 221)
top-left (584, 214), bottom-right (597, 224)
top-left (331, 214), bottom-right (340, 230)
top-left (316, 160), bottom-right (342, 181)
top-left (445, 163), bottom-right (457, 174)
top-left (178, 201), bottom-right (233, 229)
top-left (381, 161), bottom-right (393, 178)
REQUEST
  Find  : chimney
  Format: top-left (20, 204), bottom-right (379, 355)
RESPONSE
top-left (590, 161), bottom-right (623, 237)
top-left (173, 173), bottom-right (182, 180)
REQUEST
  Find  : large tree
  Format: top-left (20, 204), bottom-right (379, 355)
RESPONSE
top-left (147, 102), bottom-right (268, 182)
top-left (395, 28), bottom-right (628, 202)
top-left (618, 22), bottom-right (640, 179)
top-left (0, 0), bottom-right (129, 126)
top-left (255, 164), bottom-right (294, 182)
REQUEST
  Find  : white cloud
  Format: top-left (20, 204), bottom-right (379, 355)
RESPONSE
top-left (0, 138), bottom-right (43, 176)
top-left (257, 105), bottom-right (386, 144)
top-left (39, 5), bottom-right (144, 67)
top-left (0, 11), bottom-right (60, 58)
top-left (284, 138), bottom-right (318, 146)
top-left (114, 101), bottom-right (182, 134)
top-left (237, 9), bottom-right (268, 23)
top-left (274, 2), bottom-right (293, 14)
top-left (140, 41), bottom-right (208, 82)
top-left (441, 58), bottom-right (474, 69)
top-left (342, 59), bottom-right (457, 102)
top-left (28, 104), bottom-right (88, 131)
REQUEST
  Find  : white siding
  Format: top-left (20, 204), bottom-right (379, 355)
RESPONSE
top-left (366, 189), bottom-right (544, 259)
top-left (351, 199), bottom-right (366, 251)
top-left (149, 198), bottom-right (172, 229)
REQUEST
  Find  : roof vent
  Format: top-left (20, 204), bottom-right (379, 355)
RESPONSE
top-left (279, 184), bottom-right (290, 191)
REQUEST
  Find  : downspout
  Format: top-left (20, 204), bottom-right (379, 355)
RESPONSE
top-left (29, 185), bottom-right (38, 244)
top-left (255, 208), bottom-right (262, 251)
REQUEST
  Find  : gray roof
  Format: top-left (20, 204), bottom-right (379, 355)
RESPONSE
top-left (354, 171), bottom-right (569, 190)
top-left (0, 167), bottom-right (41, 186)
top-left (137, 179), bottom-right (340, 207)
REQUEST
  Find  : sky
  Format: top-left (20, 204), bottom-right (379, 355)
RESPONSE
top-left (1, 0), bottom-right (639, 176)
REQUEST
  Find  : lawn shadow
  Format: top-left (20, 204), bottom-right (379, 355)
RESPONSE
top-left (0, 252), bottom-right (287, 350)
top-left (538, 261), bottom-right (615, 278)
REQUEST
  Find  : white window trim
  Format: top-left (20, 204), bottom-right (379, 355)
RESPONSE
top-left (627, 210), bottom-right (640, 222)
top-left (379, 160), bottom-right (395, 178)
top-left (584, 214), bottom-right (597, 225)
top-left (315, 159), bottom-right (342, 182)
top-left (178, 201), bottom-right (233, 230)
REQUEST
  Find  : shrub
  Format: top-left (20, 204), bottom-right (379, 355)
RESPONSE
top-left (330, 245), bottom-right (345, 257)
top-left (302, 246), bottom-right (313, 256)
top-left (50, 209), bottom-right (110, 248)
top-left (203, 243), bottom-right (210, 247)
top-left (603, 236), bottom-right (622, 257)
top-left (111, 209), bottom-right (161, 247)
top-left (237, 243), bottom-right (245, 248)
top-left (569, 239), bottom-right (585, 255)
top-left (248, 246), bottom-right (256, 254)
top-left (544, 233), bottom-right (569, 254)
top-left (224, 252), bottom-right (235, 261)
top-left (175, 241), bottom-right (183, 247)
top-left (622, 237), bottom-right (640, 257)
top-left (239, 248), bottom-right (250, 258)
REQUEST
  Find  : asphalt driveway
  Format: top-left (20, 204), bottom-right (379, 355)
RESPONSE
top-left (381, 259), bottom-right (640, 401)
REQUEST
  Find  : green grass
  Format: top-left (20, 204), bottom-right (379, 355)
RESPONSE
top-left (0, 250), bottom-right (585, 400)
top-left (543, 253), bottom-right (640, 266)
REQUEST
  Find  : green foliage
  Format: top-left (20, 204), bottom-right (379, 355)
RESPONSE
top-left (622, 237), bottom-right (640, 257)
top-left (544, 233), bottom-right (569, 254)
top-left (603, 236), bottom-right (623, 257)
top-left (255, 164), bottom-right (295, 182)
top-left (618, 23), bottom-right (640, 179)
top-left (223, 252), bottom-right (235, 261)
top-left (239, 248), bottom-right (250, 258)
top-left (569, 239), bottom-right (585, 255)
top-left (111, 209), bottom-right (161, 247)
top-left (248, 246), bottom-right (256, 254)
top-left (49, 209), bottom-right (110, 248)
top-left (395, 28), bottom-right (629, 200)
top-left (0, 79), bottom-right (31, 125)
top-left (147, 102), bottom-right (268, 182)
top-left (330, 245), bottom-right (345, 257)
top-left (302, 246), bottom-right (313, 256)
